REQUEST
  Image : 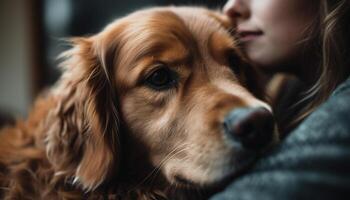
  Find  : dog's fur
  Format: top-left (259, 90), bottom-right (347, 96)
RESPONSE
top-left (0, 7), bottom-right (275, 199)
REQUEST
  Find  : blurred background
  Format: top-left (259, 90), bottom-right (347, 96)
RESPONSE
top-left (0, 0), bottom-right (226, 125)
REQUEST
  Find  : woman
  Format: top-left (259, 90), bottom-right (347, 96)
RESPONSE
top-left (225, 0), bottom-right (350, 133)
top-left (211, 0), bottom-right (350, 199)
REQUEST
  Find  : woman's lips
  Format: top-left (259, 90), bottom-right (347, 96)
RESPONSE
top-left (238, 30), bottom-right (263, 42)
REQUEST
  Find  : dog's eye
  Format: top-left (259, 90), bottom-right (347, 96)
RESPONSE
top-left (145, 66), bottom-right (177, 90)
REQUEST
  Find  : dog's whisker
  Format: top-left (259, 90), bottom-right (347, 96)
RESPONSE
top-left (131, 144), bottom-right (190, 191)
top-left (148, 147), bottom-right (190, 188)
top-left (0, 186), bottom-right (10, 191)
top-left (151, 146), bottom-right (189, 181)
top-left (54, 170), bottom-right (67, 177)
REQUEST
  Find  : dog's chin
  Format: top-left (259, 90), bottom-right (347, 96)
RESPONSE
top-left (169, 169), bottom-right (248, 198)
top-left (170, 153), bottom-right (258, 194)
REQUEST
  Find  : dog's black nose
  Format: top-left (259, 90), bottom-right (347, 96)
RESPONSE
top-left (223, 107), bottom-right (275, 150)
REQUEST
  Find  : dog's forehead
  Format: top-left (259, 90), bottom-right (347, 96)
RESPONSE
top-left (109, 8), bottom-right (196, 66)
top-left (162, 7), bottom-right (238, 66)
top-left (119, 7), bottom-right (234, 53)
top-left (106, 7), bottom-right (238, 86)
top-left (122, 7), bottom-right (233, 61)
top-left (170, 7), bottom-right (231, 42)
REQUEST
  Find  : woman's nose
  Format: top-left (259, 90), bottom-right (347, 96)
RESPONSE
top-left (223, 0), bottom-right (249, 19)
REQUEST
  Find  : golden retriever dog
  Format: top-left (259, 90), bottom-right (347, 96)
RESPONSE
top-left (0, 6), bottom-right (277, 200)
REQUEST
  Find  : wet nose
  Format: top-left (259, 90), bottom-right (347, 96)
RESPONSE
top-left (223, 107), bottom-right (275, 150)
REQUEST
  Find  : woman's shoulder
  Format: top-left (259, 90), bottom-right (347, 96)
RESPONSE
top-left (211, 77), bottom-right (350, 200)
top-left (331, 76), bottom-right (350, 97)
top-left (285, 76), bottom-right (350, 145)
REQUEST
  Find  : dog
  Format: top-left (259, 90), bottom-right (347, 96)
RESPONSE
top-left (0, 6), bottom-right (277, 199)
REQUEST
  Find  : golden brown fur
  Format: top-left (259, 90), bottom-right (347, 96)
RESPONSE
top-left (0, 7), bottom-right (275, 199)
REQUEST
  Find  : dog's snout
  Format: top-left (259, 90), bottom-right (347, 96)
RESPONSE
top-left (223, 107), bottom-right (274, 150)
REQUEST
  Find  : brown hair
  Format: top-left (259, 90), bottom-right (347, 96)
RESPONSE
top-left (294, 0), bottom-right (350, 124)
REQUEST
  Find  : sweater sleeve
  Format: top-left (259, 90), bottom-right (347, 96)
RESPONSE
top-left (211, 77), bottom-right (350, 200)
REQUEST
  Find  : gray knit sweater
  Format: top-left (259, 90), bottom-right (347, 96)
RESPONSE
top-left (212, 77), bottom-right (350, 200)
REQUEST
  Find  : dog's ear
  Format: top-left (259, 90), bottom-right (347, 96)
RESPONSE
top-left (44, 35), bottom-right (120, 191)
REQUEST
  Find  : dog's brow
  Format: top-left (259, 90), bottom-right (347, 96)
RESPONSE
top-left (133, 42), bottom-right (191, 66)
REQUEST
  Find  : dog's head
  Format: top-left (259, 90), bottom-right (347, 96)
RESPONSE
top-left (45, 6), bottom-right (277, 192)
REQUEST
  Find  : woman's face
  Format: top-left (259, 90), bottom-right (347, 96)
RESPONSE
top-left (224, 0), bottom-right (317, 72)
